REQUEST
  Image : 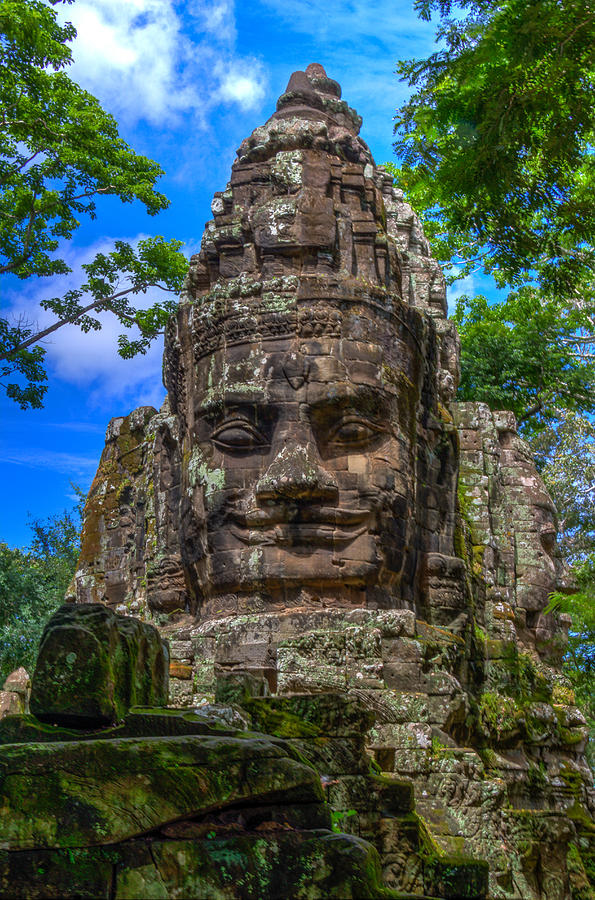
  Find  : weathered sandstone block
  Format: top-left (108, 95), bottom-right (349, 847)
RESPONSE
top-left (0, 700), bottom-right (399, 899)
top-left (30, 603), bottom-right (168, 726)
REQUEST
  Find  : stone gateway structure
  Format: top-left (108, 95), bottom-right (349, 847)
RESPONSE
top-left (63, 65), bottom-right (593, 898)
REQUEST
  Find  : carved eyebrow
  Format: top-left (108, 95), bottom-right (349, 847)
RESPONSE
top-left (198, 390), bottom-right (268, 416)
top-left (307, 384), bottom-right (389, 416)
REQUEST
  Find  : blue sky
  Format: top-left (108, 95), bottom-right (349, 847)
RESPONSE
top-left (1, 0), bottom-right (487, 548)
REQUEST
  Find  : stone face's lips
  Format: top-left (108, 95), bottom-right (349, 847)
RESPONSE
top-left (231, 522), bottom-right (369, 548)
top-left (238, 507), bottom-right (370, 526)
top-left (229, 507), bottom-right (371, 547)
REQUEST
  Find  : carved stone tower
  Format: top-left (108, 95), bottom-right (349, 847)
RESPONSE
top-left (68, 66), bottom-right (593, 899)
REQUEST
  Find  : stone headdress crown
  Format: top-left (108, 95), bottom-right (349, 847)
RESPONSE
top-left (168, 65), bottom-right (449, 361)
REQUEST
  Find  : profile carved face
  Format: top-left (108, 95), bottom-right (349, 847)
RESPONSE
top-left (516, 478), bottom-right (572, 608)
top-left (182, 321), bottom-right (422, 614)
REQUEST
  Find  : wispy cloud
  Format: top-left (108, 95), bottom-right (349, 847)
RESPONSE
top-left (217, 62), bottom-right (267, 110)
top-left (46, 422), bottom-right (108, 434)
top-left (192, 0), bottom-right (237, 43)
top-left (258, 0), bottom-right (437, 49)
top-left (446, 270), bottom-right (475, 315)
top-left (57, 0), bottom-right (268, 126)
top-left (3, 237), bottom-right (171, 410)
top-left (0, 448), bottom-right (99, 475)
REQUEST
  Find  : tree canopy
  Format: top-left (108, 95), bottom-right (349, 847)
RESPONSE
top-left (0, 0), bottom-right (187, 408)
top-left (453, 290), bottom-right (595, 434)
top-left (392, 0), bottom-right (595, 296)
top-left (388, 0), bottom-right (595, 432)
top-left (0, 497), bottom-right (82, 681)
top-left (392, 2), bottom-right (595, 754)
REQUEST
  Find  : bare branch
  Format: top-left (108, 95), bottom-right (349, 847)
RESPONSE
top-left (68, 186), bottom-right (117, 203)
top-left (517, 399), bottom-right (543, 424)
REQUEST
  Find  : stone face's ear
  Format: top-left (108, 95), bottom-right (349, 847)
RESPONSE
top-left (146, 421), bottom-right (188, 616)
top-left (70, 405), bottom-right (159, 612)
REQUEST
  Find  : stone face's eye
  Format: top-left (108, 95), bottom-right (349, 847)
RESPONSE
top-left (211, 420), bottom-right (266, 450)
top-left (329, 417), bottom-right (382, 448)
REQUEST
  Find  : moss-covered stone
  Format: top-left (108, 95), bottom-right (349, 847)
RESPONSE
top-left (0, 831), bottom-right (396, 899)
top-left (423, 855), bottom-right (489, 899)
top-left (0, 699), bottom-right (399, 898)
top-left (246, 693), bottom-right (375, 738)
top-left (0, 733), bottom-right (323, 850)
top-left (0, 706), bottom-right (255, 744)
top-left (30, 604), bottom-right (168, 727)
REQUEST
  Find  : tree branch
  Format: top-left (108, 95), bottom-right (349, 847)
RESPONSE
top-left (0, 284), bottom-right (169, 360)
top-left (517, 398), bottom-right (543, 424)
top-left (559, 14), bottom-right (595, 54)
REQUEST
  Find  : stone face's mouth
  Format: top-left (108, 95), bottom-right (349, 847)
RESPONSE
top-left (238, 506), bottom-right (370, 526)
top-left (229, 507), bottom-right (371, 547)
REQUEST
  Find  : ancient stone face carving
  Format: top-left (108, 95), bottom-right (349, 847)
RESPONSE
top-left (494, 417), bottom-right (574, 651)
top-left (70, 64), bottom-right (463, 620)
top-left (64, 68), bottom-right (593, 900)
top-left (183, 318), bottom-right (423, 614)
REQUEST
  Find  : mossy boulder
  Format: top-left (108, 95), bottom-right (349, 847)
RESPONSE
top-left (0, 703), bottom-right (396, 899)
top-left (0, 832), bottom-right (393, 899)
top-left (0, 732), bottom-right (323, 850)
top-left (30, 604), bottom-right (169, 727)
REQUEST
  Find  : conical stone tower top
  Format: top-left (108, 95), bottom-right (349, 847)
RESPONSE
top-left (170, 64), bottom-right (457, 404)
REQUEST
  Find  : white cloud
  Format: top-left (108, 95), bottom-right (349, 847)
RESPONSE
top-left (217, 60), bottom-right (267, 110)
top-left (192, 0), bottom-right (237, 42)
top-left (0, 448), bottom-right (99, 475)
top-left (3, 237), bottom-right (175, 410)
top-left (57, 0), bottom-right (268, 126)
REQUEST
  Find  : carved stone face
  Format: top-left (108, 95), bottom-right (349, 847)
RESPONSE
top-left (184, 325), bottom-right (421, 613)
top-left (515, 475), bottom-right (571, 609)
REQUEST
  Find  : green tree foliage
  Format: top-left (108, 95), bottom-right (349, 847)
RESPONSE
top-left (0, 496), bottom-right (82, 682)
top-left (0, 0), bottom-right (188, 408)
top-left (388, 0), bottom-right (595, 431)
top-left (392, 0), bottom-right (595, 295)
top-left (452, 291), bottom-right (595, 434)
top-left (392, 0), bottom-right (595, 748)
top-left (533, 412), bottom-right (595, 562)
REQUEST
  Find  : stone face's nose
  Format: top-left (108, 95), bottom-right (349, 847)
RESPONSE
top-left (255, 443), bottom-right (339, 503)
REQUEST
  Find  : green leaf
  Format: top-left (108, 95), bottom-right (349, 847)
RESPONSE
top-left (0, 0), bottom-right (188, 407)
